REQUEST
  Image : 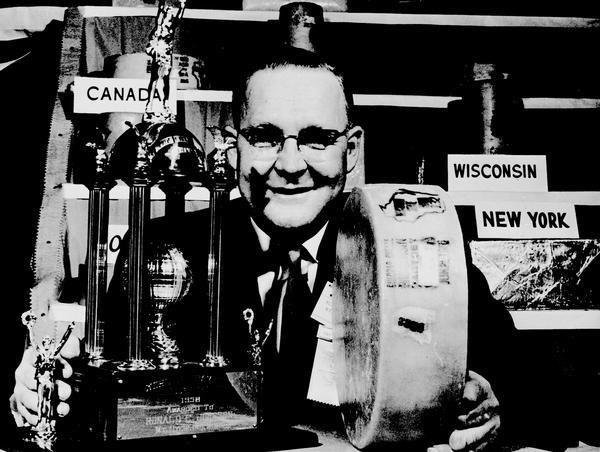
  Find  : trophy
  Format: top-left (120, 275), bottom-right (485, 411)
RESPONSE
top-left (65, 0), bottom-right (258, 444)
top-left (20, 311), bottom-right (75, 451)
top-left (109, 119), bottom-right (203, 369)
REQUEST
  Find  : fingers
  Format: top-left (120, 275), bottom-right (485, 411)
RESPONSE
top-left (13, 347), bottom-right (41, 425)
top-left (448, 417), bottom-right (500, 452)
top-left (458, 397), bottom-right (499, 428)
top-left (449, 422), bottom-right (492, 450)
top-left (11, 344), bottom-right (76, 429)
top-left (429, 444), bottom-right (453, 452)
top-left (56, 401), bottom-right (70, 417)
top-left (15, 346), bottom-right (75, 389)
top-left (16, 400), bottom-right (38, 425)
top-left (58, 356), bottom-right (73, 379)
top-left (462, 371), bottom-right (490, 405)
top-left (58, 335), bottom-right (80, 379)
top-left (12, 383), bottom-right (72, 425)
top-left (10, 395), bottom-right (26, 428)
top-left (459, 371), bottom-right (499, 428)
top-left (13, 383), bottom-right (38, 425)
top-left (60, 335), bottom-right (80, 360)
top-left (57, 380), bottom-right (72, 401)
top-left (20, 347), bottom-right (38, 367)
top-left (449, 372), bottom-right (501, 452)
top-left (15, 355), bottom-right (37, 391)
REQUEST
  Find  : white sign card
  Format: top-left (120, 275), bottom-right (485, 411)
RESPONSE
top-left (107, 224), bottom-right (128, 264)
top-left (448, 154), bottom-right (548, 192)
top-left (73, 76), bottom-right (177, 114)
top-left (475, 202), bottom-right (579, 239)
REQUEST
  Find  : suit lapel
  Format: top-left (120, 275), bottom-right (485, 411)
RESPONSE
top-left (220, 200), bottom-right (265, 363)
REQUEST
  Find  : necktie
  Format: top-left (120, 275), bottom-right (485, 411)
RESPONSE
top-left (279, 248), bottom-right (313, 358)
top-left (261, 246), bottom-right (317, 426)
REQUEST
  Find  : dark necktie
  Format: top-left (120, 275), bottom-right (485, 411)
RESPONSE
top-left (261, 246), bottom-right (317, 426)
top-left (279, 248), bottom-right (313, 358)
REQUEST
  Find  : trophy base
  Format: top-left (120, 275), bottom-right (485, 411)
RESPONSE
top-left (53, 426), bottom-right (319, 452)
top-left (63, 360), bottom-right (259, 445)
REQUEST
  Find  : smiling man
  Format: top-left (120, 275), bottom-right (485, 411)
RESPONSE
top-left (12, 47), bottom-right (515, 451)
top-left (224, 50), bottom-right (365, 429)
top-left (232, 56), bottom-right (362, 238)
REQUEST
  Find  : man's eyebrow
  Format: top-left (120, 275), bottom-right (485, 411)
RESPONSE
top-left (300, 125), bottom-right (342, 133)
top-left (301, 125), bottom-right (328, 132)
top-left (245, 123), bottom-right (280, 131)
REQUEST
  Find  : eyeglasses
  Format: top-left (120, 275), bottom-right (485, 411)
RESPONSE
top-left (238, 125), bottom-right (348, 154)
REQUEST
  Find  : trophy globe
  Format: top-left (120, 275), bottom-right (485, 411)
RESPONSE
top-left (109, 121), bottom-right (205, 369)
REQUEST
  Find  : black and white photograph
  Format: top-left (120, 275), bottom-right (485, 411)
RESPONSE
top-left (1, 1), bottom-right (599, 451)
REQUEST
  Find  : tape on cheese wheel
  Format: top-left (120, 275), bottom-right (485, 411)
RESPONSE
top-left (333, 184), bottom-right (468, 449)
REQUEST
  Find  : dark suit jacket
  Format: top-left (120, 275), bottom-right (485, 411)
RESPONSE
top-left (106, 197), bottom-right (517, 431)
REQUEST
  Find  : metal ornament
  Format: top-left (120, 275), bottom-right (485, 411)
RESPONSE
top-left (144, 0), bottom-right (186, 124)
top-left (21, 311), bottom-right (75, 451)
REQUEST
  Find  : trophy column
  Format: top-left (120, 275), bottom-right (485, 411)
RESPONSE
top-left (82, 128), bottom-right (115, 361)
top-left (204, 127), bottom-right (236, 367)
top-left (120, 126), bottom-right (155, 370)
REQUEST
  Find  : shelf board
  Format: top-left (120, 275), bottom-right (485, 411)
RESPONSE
top-left (63, 183), bottom-right (600, 206)
top-left (63, 183), bottom-right (212, 201)
top-left (4, 6), bottom-right (597, 39)
top-left (177, 90), bottom-right (600, 109)
top-left (325, 12), bottom-right (600, 28)
top-left (79, 6), bottom-right (599, 29)
top-left (510, 310), bottom-right (600, 330)
top-left (449, 190), bottom-right (600, 206)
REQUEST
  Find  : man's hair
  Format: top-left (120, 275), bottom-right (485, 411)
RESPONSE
top-left (231, 46), bottom-right (355, 128)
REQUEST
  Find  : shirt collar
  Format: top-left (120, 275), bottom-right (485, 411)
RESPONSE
top-left (250, 218), bottom-right (328, 264)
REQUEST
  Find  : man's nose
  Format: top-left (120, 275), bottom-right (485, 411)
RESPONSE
top-left (274, 137), bottom-right (308, 174)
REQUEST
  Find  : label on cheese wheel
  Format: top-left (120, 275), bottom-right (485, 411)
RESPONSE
top-left (383, 238), bottom-right (450, 288)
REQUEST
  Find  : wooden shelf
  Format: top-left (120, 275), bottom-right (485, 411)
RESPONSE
top-left (177, 90), bottom-right (600, 109)
top-left (4, 6), bottom-right (596, 43)
top-left (510, 310), bottom-right (600, 330)
top-left (80, 6), bottom-right (599, 29)
top-left (63, 183), bottom-right (600, 207)
top-left (449, 190), bottom-right (600, 206)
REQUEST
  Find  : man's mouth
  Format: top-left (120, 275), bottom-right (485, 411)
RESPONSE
top-left (268, 186), bottom-right (314, 195)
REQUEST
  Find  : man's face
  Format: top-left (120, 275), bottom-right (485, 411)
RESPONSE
top-left (233, 66), bottom-right (361, 235)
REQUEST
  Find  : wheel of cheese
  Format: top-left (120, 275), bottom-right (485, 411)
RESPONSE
top-left (333, 184), bottom-right (468, 449)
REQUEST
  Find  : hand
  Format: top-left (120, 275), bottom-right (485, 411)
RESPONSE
top-left (565, 442), bottom-right (599, 452)
top-left (429, 370), bottom-right (501, 452)
top-left (10, 334), bottom-right (80, 427)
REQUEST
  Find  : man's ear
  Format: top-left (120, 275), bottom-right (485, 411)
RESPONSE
top-left (223, 125), bottom-right (238, 170)
top-left (345, 125), bottom-right (363, 174)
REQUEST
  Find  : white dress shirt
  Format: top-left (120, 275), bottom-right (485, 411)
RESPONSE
top-left (250, 218), bottom-right (328, 350)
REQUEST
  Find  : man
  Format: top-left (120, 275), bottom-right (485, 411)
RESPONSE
top-left (12, 47), bottom-right (513, 451)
